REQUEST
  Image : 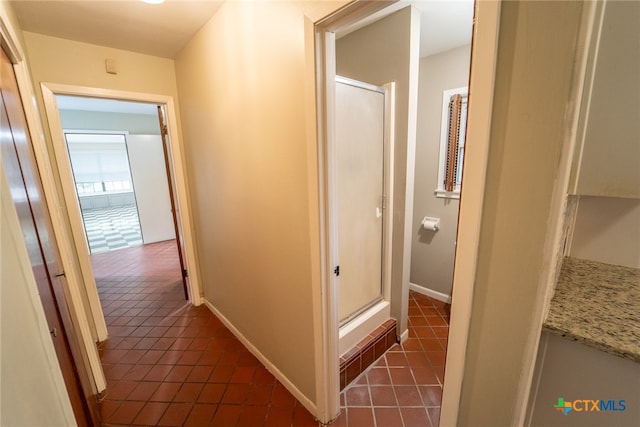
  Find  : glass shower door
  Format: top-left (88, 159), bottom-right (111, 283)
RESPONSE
top-left (335, 77), bottom-right (386, 324)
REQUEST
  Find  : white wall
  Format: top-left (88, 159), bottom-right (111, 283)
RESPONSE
top-left (60, 110), bottom-right (160, 135)
top-left (411, 45), bottom-right (471, 297)
top-left (127, 134), bottom-right (175, 244)
top-left (1, 167), bottom-right (75, 427)
top-left (336, 5), bottom-right (421, 336)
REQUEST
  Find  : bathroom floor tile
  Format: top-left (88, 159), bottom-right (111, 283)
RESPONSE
top-left (341, 290), bottom-right (449, 426)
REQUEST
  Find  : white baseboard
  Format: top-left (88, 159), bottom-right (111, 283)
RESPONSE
top-left (203, 299), bottom-right (318, 418)
top-left (399, 328), bottom-right (409, 344)
top-left (409, 282), bottom-right (451, 304)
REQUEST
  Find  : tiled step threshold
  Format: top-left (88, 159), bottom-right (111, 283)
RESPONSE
top-left (339, 318), bottom-right (397, 390)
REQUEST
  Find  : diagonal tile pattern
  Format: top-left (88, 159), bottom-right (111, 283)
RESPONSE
top-left (83, 204), bottom-right (143, 254)
top-left (93, 240), bottom-right (449, 426)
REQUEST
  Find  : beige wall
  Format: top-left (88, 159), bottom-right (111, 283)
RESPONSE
top-left (174, 0), bottom-right (345, 403)
top-left (23, 32), bottom-right (180, 99)
top-left (411, 45), bottom-right (470, 297)
top-left (22, 31), bottom-right (183, 197)
top-left (336, 6), bottom-right (421, 334)
top-left (459, 1), bottom-right (584, 424)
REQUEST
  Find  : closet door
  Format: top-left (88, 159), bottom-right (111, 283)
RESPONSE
top-left (0, 48), bottom-right (98, 426)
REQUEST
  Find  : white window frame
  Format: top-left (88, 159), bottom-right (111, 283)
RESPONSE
top-left (436, 86), bottom-right (468, 199)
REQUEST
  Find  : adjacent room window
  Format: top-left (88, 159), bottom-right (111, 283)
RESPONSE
top-left (436, 87), bottom-right (468, 199)
top-left (65, 133), bottom-right (133, 195)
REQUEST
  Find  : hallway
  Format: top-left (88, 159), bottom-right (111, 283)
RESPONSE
top-left (94, 241), bottom-right (446, 426)
top-left (95, 240), bottom-right (317, 426)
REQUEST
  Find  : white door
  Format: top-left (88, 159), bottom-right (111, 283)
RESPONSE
top-left (335, 77), bottom-right (386, 323)
top-left (127, 134), bottom-right (175, 244)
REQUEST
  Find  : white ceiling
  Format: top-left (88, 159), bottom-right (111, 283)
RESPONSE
top-left (338, 0), bottom-right (474, 58)
top-left (18, 0), bottom-right (473, 113)
top-left (414, 0), bottom-right (473, 57)
top-left (10, 0), bottom-right (224, 59)
top-left (10, 0), bottom-right (473, 60)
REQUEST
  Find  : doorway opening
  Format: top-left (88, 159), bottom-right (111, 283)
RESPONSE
top-left (40, 84), bottom-right (203, 392)
top-left (52, 94), bottom-right (187, 294)
top-left (57, 95), bottom-right (179, 260)
top-left (64, 131), bottom-right (144, 254)
top-left (313, 0), bottom-right (499, 424)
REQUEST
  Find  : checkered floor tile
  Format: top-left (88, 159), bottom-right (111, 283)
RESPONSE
top-left (82, 205), bottom-right (143, 254)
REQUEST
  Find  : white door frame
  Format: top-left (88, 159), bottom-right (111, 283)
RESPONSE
top-left (439, 1), bottom-right (501, 424)
top-left (40, 84), bottom-right (203, 340)
top-left (311, 3), bottom-right (399, 422)
top-left (312, 0), bottom-right (502, 424)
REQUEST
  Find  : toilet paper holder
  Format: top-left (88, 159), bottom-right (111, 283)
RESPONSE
top-left (421, 216), bottom-right (440, 231)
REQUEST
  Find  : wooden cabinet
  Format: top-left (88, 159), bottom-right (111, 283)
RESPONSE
top-left (570, 1), bottom-right (640, 198)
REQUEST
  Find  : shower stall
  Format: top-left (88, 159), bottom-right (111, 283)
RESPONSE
top-left (333, 76), bottom-right (395, 356)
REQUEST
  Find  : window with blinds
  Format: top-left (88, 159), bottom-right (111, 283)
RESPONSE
top-left (436, 87), bottom-right (468, 198)
top-left (65, 133), bottom-right (134, 195)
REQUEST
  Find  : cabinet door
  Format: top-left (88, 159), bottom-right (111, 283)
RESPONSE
top-left (571, 1), bottom-right (640, 198)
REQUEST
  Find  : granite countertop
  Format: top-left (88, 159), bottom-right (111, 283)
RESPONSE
top-left (544, 257), bottom-right (640, 362)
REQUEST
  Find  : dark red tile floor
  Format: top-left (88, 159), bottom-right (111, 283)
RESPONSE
top-left (335, 291), bottom-right (449, 427)
top-left (93, 240), bottom-right (448, 426)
